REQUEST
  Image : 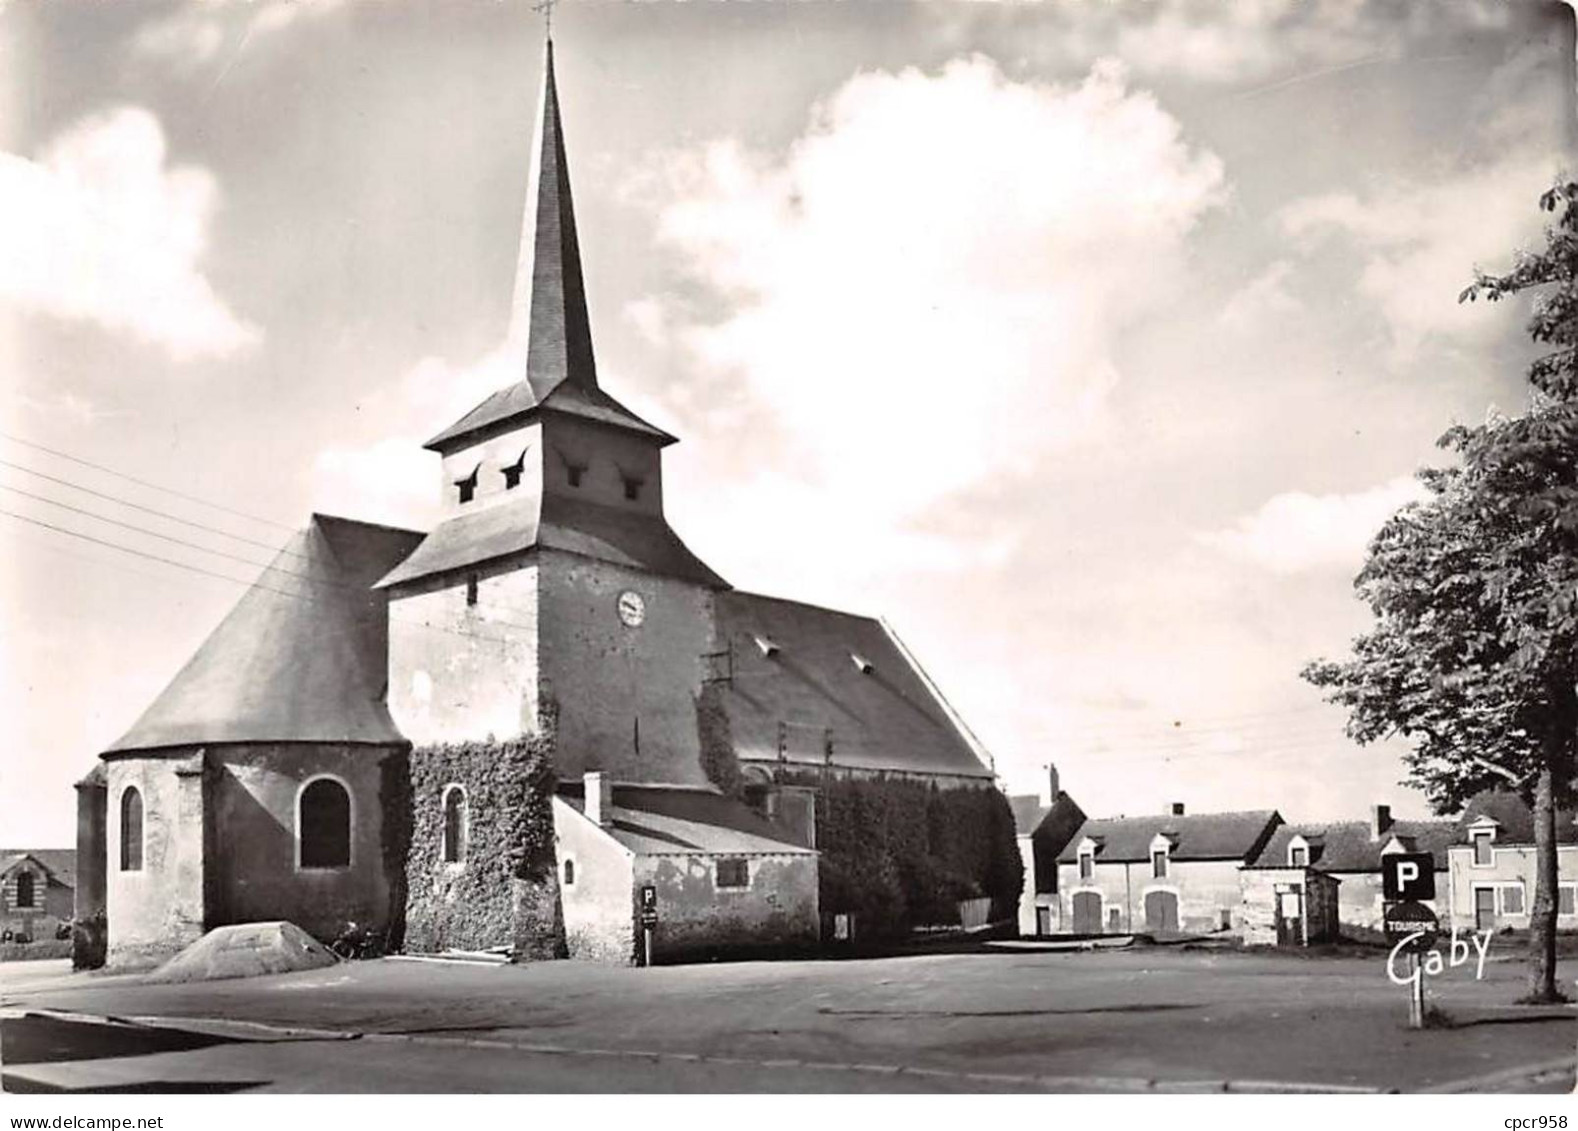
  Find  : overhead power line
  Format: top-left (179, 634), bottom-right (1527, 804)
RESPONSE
top-left (0, 431), bottom-right (297, 531)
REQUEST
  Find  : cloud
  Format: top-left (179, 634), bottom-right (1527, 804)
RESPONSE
top-left (1218, 260), bottom-right (1301, 332)
top-left (1199, 474), bottom-right (1426, 574)
top-left (0, 107), bottom-right (258, 360)
top-left (641, 56), bottom-right (1227, 526)
top-left (131, 0), bottom-right (344, 67)
top-left (310, 346), bottom-right (522, 529)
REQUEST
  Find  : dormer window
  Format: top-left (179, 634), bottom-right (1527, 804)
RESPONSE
top-left (455, 465), bottom-right (479, 504)
top-left (1471, 827), bottom-right (1495, 866)
top-left (1148, 833), bottom-right (1172, 879)
top-left (1078, 845), bottom-right (1095, 882)
top-left (502, 448), bottom-right (528, 491)
top-left (1288, 834), bottom-right (1310, 868)
top-left (622, 475), bottom-right (644, 501)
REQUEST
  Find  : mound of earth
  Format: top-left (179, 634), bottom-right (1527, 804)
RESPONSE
top-left (146, 921), bottom-right (338, 983)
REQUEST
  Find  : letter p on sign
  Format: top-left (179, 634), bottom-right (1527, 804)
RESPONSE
top-left (1382, 852), bottom-right (1436, 901)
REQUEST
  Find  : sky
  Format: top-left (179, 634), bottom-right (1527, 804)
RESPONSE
top-left (1, 0), bottom-right (1573, 846)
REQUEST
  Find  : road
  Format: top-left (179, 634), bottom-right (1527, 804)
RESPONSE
top-left (2, 944), bottom-right (1573, 1093)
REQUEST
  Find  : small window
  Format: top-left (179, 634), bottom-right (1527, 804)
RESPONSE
top-left (1107, 906), bottom-right (1121, 931)
top-left (502, 449), bottom-right (527, 490)
top-left (717, 858), bottom-right (749, 888)
top-left (1472, 831), bottom-right (1493, 866)
top-left (299, 778), bottom-right (351, 869)
top-left (455, 466), bottom-right (479, 505)
top-left (1501, 884), bottom-right (1525, 915)
top-left (1078, 852), bottom-right (1093, 882)
top-left (14, 872), bottom-right (35, 909)
top-left (622, 476), bottom-right (643, 501)
top-left (562, 859), bottom-right (575, 887)
top-left (1560, 886), bottom-right (1576, 916)
top-left (120, 787), bottom-right (143, 872)
top-left (465, 574), bottom-right (479, 607)
top-left (1151, 849), bottom-right (1168, 880)
top-left (566, 464), bottom-right (585, 488)
top-left (1290, 846), bottom-right (1309, 868)
top-left (442, 785), bottom-right (467, 864)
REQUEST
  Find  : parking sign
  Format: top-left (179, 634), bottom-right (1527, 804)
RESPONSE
top-left (1381, 852), bottom-right (1435, 901)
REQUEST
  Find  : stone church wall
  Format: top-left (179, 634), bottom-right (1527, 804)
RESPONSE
top-left (105, 754), bottom-right (207, 967)
top-left (388, 561), bottom-right (541, 748)
top-left (538, 549), bottom-right (717, 785)
top-left (207, 743), bottom-right (395, 942)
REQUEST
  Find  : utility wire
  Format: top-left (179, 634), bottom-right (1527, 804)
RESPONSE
top-left (0, 457), bottom-right (311, 561)
top-left (0, 431), bottom-right (297, 531)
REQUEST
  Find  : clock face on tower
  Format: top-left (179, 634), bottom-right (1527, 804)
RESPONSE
top-left (616, 590), bottom-right (646, 627)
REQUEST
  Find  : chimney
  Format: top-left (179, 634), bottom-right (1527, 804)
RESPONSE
top-left (1047, 763), bottom-right (1060, 803)
top-left (584, 771), bottom-right (613, 828)
top-left (1370, 804), bottom-right (1392, 841)
top-left (1171, 802), bottom-right (1185, 817)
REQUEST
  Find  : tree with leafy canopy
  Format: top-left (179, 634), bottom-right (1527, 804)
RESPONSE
top-left (1304, 182), bottom-right (1578, 1003)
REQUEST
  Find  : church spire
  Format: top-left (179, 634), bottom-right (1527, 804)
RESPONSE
top-left (508, 38), bottom-right (597, 400)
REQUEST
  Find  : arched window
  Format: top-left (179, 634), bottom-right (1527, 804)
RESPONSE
top-left (15, 871), bottom-right (35, 908)
top-left (298, 778), bottom-right (351, 869)
top-left (562, 858), bottom-right (575, 886)
top-left (442, 785), bottom-right (467, 864)
top-left (120, 787), bottom-right (143, 872)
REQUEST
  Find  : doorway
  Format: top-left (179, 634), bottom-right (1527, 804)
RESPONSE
top-left (1144, 889), bottom-right (1179, 932)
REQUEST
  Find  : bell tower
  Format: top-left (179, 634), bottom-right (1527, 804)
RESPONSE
top-left (377, 41), bottom-right (728, 787)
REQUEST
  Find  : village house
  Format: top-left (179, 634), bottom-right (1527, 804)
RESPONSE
top-left (1444, 791), bottom-right (1578, 934)
top-left (1054, 807), bottom-right (1281, 936)
top-left (0, 849), bottom-right (75, 943)
top-left (1238, 851), bottom-right (1342, 947)
top-left (1008, 765), bottom-right (1085, 937)
top-left (75, 41), bottom-right (1002, 968)
top-left (1244, 805), bottom-right (1455, 935)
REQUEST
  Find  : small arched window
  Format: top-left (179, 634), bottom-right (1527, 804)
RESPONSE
top-left (562, 858), bottom-right (575, 886)
top-left (120, 787), bottom-right (144, 872)
top-left (15, 871), bottom-right (35, 908)
top-left (442, 785), bottom-right (467, 864)
top-left (299, 778), bottom-right (352, 869)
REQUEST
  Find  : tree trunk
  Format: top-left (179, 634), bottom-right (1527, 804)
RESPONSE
top-left (1525, 764), bottom-right (1562, 1003)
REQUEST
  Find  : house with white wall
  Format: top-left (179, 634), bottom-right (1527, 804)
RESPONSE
top-left (1444, 791), bottom-right (1578, 934)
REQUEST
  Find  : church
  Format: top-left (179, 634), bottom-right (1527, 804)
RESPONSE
top-left (74, 42), bottom-right (1007, 969)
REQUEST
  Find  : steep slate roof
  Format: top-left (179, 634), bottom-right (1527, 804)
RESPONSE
top-left (1459, 790), bottom-right (1578, 845)
top-left (1010, 795), bottom-right (1049, 837)
top-left (374, 492), bottom-right (727, 590)
top-left (1057, 811), bottom-right (1282, 864)
top-left (560, 784), bottom-right (814, 856)
top-left (712, 592), bottom-right (994, 780)
top-left (425, 42), bottom-right (664, 454)
top-left (0, 849), bottom-right (76, 889)
top-left (1247, 819), bottom-right (1459, 871)
top-left (107, 515), bottom-right (423, 753)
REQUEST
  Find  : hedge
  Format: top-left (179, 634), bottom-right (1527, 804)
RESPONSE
top-left (396, 712), bottom-right (565, 958)
top-left (779, 773), bottom-right (1023, 938)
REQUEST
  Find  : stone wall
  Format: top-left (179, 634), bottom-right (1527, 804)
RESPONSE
top-left (73, 773), bottom-right (107, 968)
top-left (207, 743), bottom-right (396, 942)
top-left (1058, 858), bottom-right (1245, 934)
top-left (538, 549), bottom-right (717, 785)
top-left (552, 797), bottom-right (636, 963)
top-left (633, 852), bottom-right (819, 961)
top-left (388, 562), bottom-right (541, 748)
top-left (104, 753), bottom-right (207, 967)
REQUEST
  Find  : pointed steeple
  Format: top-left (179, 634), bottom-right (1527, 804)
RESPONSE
top-left (425, 40), bottom-right (675, 453)
top-left (510, 39), bottom-right (597, 399)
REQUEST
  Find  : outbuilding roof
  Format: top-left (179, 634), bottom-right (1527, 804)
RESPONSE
top-left (106, 515), bottom-right (423, 754)
top-left (0, 849), bottom-right (76, 889)
top-left (561, 783), bottom-right (814, 856)
top-left (1057, 810), bottom-right (1282, 864)
top-left (711, 592), bottom-right (994, 780)
top-left (1010, 795), bottom-right (1049, 837)
top-left (1247, 819), bottom-right (1459, 871)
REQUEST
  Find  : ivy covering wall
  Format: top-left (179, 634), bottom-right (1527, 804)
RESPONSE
top-left (695, 683), bottom-right (741, 797)
top-left (779, 773), bottom-right (1023, 937)
top-left (398, 722), bottom-right (566, 958)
